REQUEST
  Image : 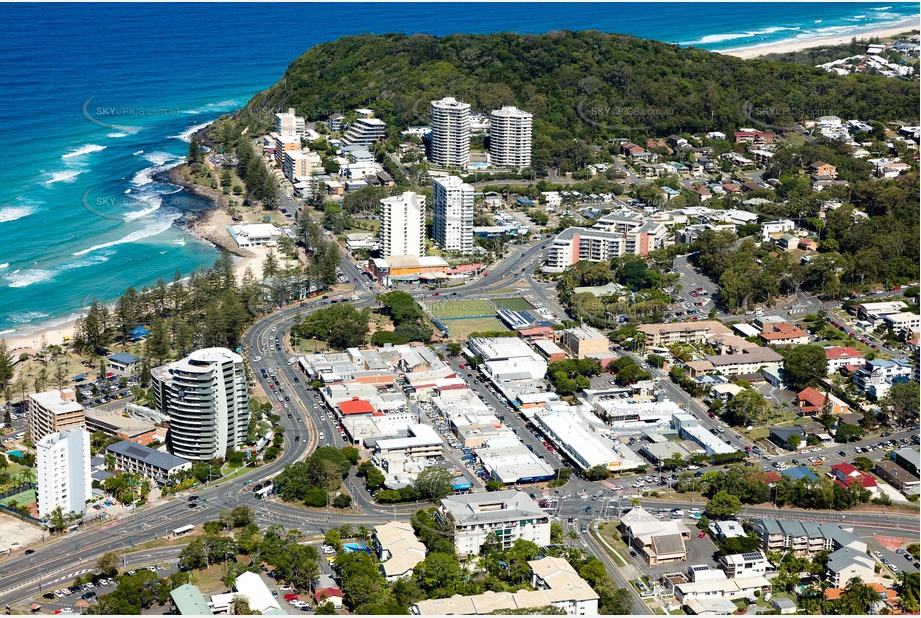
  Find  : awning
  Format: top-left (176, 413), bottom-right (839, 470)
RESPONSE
top-left (30, 604), bottom-right (41, 611)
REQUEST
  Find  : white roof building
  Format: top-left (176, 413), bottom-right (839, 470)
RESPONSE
top-left (467, 337), bottom-right (547, 381)
top-left (229, 223), bottom-right (282, 248)
top-left (534, 403), bottom-right (642, 472)
top-left (233, 572), bottom-right (284, 615)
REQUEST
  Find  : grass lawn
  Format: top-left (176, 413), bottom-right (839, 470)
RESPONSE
top-left (747, 427), bottom-right (770, 440)
top-left (191, 564), bottom-right (229, 595)
top-left (428, 299), bottom-right (496, 319)
top-left (446, 317), bottom-right (508, 339)
top-left (595, 524), bottom-right (630, 567)
top-left (492, 297), bottom-right (535, 312)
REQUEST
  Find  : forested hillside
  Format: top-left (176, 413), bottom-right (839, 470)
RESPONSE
top-left (236, 31), bottom-right (919, 169)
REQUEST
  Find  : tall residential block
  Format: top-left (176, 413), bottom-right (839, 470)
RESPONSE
top-left (380, 191), bottom-right (426, 258)
top-left (36, 427), bottom-right (90, 518)
top-left (489, 106), bottom-right (532, 168)
top-left (152, 348), bottom-right (249, 461)
top-left (429, 97), bottom-right (471, 167)
top-left (29, 388), bottom-right (85, 442)
top-left (433, 176), bottom-right (474, 253)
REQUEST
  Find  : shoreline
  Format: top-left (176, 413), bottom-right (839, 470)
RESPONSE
top-left (720, 19), bottom-right (919, 59)
top-left (3, 137), bottom-right (269, 351)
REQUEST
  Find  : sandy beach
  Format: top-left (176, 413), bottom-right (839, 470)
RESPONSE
top-left (722, 18), bottom-right (919, 58)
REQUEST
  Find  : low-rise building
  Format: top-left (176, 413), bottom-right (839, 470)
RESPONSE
top-left (534, 404), bottom-right (642, 472)
top-left (619, 506), bottom-right (690, 566)
top-left (769, 426), bottom-right (806, 451)
top-left (558, 325), bottom-right (609, 359)
top-left (637, 321), bottom-right (731, 347)
top-left (232, 572), bottom-right (284, 615)
top-left (705, 347), bottom-right (783, 377)
top-left (170, 584), bottom-right (213, 616)
top-left (370, 424), bottom-right (443, 460)
top-left (825, 346), bottom-right (866, 374)
top-left (106, 440), bottom-right (191, 485)
top-left (228, 223), bottom-right (282, 248)
top-left (891, 447), bottom-right (920, 477)
top-left (466, 337), bottom-right (547, 381)
top-left (373, 521), bottom-right (426, 582)
top-left (854, 301), bottom-right (908, 322)
top-left (412, 556), bottom-right (598, 615)
top-left (85, 410), bottom-right (157, 446)
top-left (107, 352), bottom-right (141, 375)
top-left (826, 547), bottom-right (877, 588)
top-left (873, 460), bottom-right (919, 491)
top-left (437, 491), bottom-right (550, 557)
top-left (751, 518), bottom-right (866, 555)
top-left (719, 551), bottom-right (768, 578)
top-left (759, 322), bottom-right (811, 346)
top-left (533, 339), bottom-right (567, 362)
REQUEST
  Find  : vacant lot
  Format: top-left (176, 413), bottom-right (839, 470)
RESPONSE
top-left (427, 299), bottom-right (495, 319)
top-left (445, 317), bottom-right (508, 339)
top-left (492, 297), bottom-right (536, 312)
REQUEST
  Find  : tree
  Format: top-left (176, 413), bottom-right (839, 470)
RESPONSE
top-left (783, 345), bottom-right (828, 389)
top-left (316, 602), bottom-right (336, 615)
top-left (706, 490), bottom-right (743, 520)
top-left (413, 467), bottom-right (454, 501)
top-left (725, 388), bottom-right (771, 426)
top-left (881, 381), bottom-right (920, 426)
top-left (836, 422), bottom-right (864, 443)
top-left (96, 551), bottom-right (120, 577)
top-left (49, 506), bottom-right (67, 531)
top-left (413, 552), bottom-right (463, 597)
top-left (0, 340), bottom-right (14, 390)
top-left (853, 456), bottom-right (874, 472)
top-left (787, 433), bottom-right (802, 449)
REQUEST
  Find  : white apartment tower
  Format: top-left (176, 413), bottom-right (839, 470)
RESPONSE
top-left (36, 427), bottom-right (90, 518)
top-left (489, 106), bottom-right (532, 168)
top-left (274, 108), bottom-right (305, 140)
top-left (380, 191), bottom-right (426, 258)
top-left (429, 97), bottom-right (471, 168)
top-left (433, 176), bottom-right (474, 253)
top-left (152, 348), bottom-right (249, 461)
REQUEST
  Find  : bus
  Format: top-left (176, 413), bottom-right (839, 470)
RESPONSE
top-left (173, 524), bottom-right (195, 537)
top-left (255, 484), bottom-right (274, 499)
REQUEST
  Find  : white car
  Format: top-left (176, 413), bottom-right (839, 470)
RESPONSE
top-left (60, 609), bottom-right (73, 614)
top-left (253, 356), bottom-right (262, 362)
top-left (54, 591), bottom-right (65, 599)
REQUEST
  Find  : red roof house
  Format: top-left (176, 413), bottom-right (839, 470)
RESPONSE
top-left (797, 387), bottom-right (849, 416)
top-left (830, 463), bottom-right (878, 492)
top-left (314, 588), bottom-right (344, 608)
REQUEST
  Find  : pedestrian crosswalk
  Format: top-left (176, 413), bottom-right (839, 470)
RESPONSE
top-left (47, 569), bottom-right (92, 585)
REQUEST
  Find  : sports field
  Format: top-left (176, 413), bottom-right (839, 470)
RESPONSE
top-left (445, 317), bottom-right (508, 339)
top-left (427, 299), bottom-right (495, 319)
top-left (492, 297), bottom-right (536, 312)
top-left (0, 488), bottom-right (35, 508)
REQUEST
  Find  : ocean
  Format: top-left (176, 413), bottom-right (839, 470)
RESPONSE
top-left (0, 2), bottom-right (917, 335)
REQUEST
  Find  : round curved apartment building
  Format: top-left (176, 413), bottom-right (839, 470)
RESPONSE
top-left (151, 348), bottom-right (249, 461)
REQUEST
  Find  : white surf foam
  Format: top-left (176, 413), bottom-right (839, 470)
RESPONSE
top-left (123, 194), bottom-right (163, 221)
top-left (6, 269), bottom-right (55, 288)
top-left (143, 151), bottom-right (183, 166)
top-left (72, 212), bottom-right (181, 256)
top-left (62, 144), bottom-right (106, 159)
top-left (133, 150), bottom-right (145, 155)
top-left (690, 26), bottom-right (801, 45)
top-left (9, 311), bottom-right (50, 324)
top-left (0, 206), bottom-right (35, 223)
top-left (107, 132), bottom-right (129, 138)
top-left (43, 170), bottom-right (83, 185)
top-left (170, 121), bottom-right (212, 143)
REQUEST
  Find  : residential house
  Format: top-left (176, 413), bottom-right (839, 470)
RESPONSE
top-left (775, 233), bottom-right (799, 251)
top-left (810, 161), bottom-right (838, 179)
top-left (830, 463), bottom-right (878, 493)
top-left (798, 238), bottom-right (818, 251)
top-left (719, 551), bottom-right (769, 578)
top-left (797, 387), bottom-right (849, 416)
top-left (769, 426), bottom-right (806, 451)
